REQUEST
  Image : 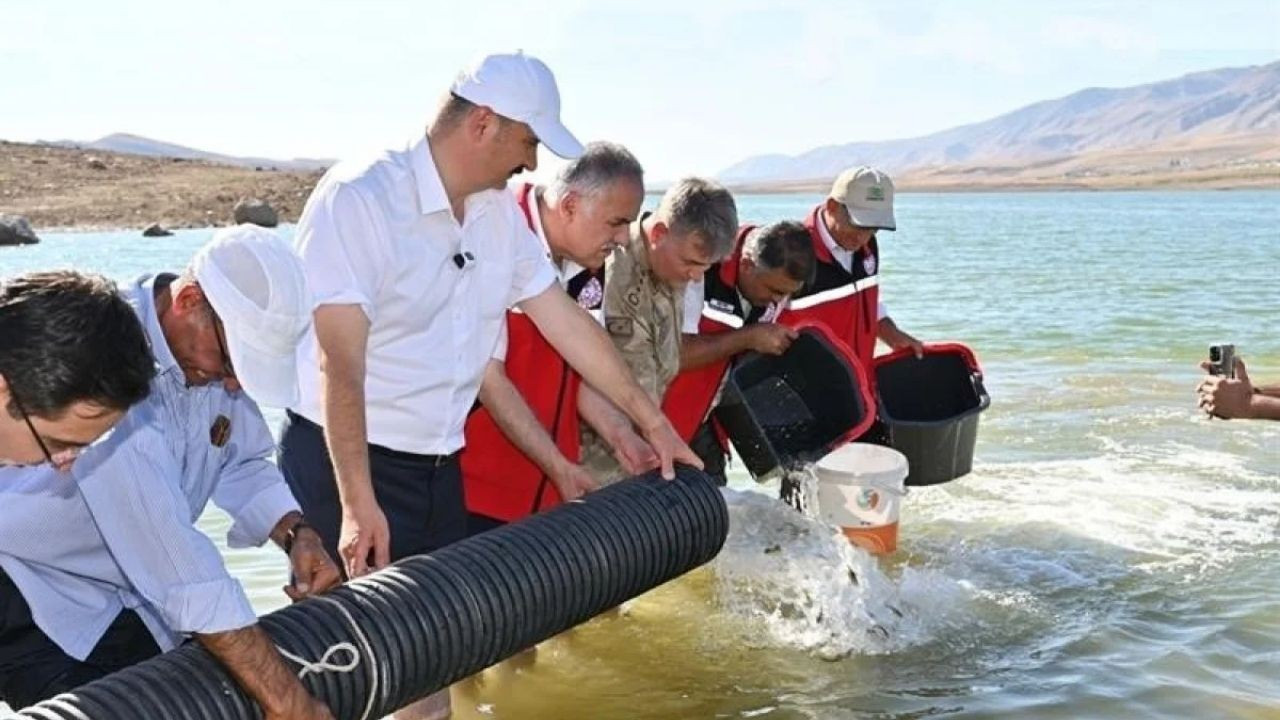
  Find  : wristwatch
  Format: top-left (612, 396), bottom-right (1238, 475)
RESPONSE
top-left (282, 518), bottom-right (314, 555)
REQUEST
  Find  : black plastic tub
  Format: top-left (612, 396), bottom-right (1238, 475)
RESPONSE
top-left (714, 322), bottom-right (874, 479)
top-left (874, 343), bottom-right (989, 486)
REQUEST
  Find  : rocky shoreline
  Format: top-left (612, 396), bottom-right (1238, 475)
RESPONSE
top-left (0, 140), bottom-right (325, 236)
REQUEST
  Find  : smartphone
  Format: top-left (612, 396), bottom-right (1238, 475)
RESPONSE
top-left (1208, 344), bottom-right (1236, 378)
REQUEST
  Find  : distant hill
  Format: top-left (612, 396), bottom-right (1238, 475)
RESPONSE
top-left (720, 61), bottom-right (1280, 189)
top-left (46, 132), bottom-right (332, 172)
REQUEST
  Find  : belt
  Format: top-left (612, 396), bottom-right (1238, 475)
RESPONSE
top-left (287, 410), bottom-right (461, 467)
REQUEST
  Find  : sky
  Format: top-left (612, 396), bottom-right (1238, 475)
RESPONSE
top-left (2, 0), bottom-right (1277, 182)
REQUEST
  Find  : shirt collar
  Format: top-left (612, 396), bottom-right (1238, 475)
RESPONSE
top-left (408, 135), bottom-right (451, 217)
top-left (815, 208), bottom-right (853, 266)
top-left (128, 274), bottom-right (179, 374)
top-left (520, 183), bottom-right (588, 286)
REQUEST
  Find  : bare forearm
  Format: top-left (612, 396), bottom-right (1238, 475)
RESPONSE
top-left (533, 294), bottom-right (665, 429)
top-left (578, 383), bottom-right (635, 446)
top-left (320, 369), bottom-right (375, 508)
top-left (197, 625), bottom-right (312, 715)
top-left (479, 362), bottom-right (568, 477)
top-left (1250, 393), bottom-right (1280, 420)
top-left (680, 332), bottom-right (752, 371)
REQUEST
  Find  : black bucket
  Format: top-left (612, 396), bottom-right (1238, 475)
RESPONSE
top-left (874, 343), bottom-right (989, 486)
top-left (714, 323), bottom-right (874, 479)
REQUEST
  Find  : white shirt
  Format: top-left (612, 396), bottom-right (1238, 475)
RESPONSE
top-left (816, 209), bottom-right (888, 321)
top-left (0, 276), bottom-right (295, 658)
top-left (292, 137), bottom-right (557, 454)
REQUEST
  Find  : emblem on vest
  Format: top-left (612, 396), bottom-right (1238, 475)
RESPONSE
top-left (863, 254), bottom-right (877, 275)
top-left (577, 276), bottom-right (603, 310)
top-left (210, 415), bottom-right (232, 448)
top-left (707, 298), bottom-right (736, 315)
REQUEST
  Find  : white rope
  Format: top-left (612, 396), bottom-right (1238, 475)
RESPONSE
top-left (276, 595), bottom-right (381, 720)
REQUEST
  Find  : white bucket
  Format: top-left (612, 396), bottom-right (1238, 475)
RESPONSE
top-left (813, 443), bottom-right (909, 554)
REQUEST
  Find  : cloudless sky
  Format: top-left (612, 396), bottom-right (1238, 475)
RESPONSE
top-left (2, 0), bottom-right (1277, 181)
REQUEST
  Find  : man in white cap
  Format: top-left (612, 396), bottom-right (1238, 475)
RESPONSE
top-left (280, 52), bottom-right (698, 718)
top-left (0, 226), bottom-right (338, 719)
top-left (777, 166), bottom-right (924, 450)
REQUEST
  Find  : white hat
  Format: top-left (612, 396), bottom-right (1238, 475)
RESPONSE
top-left (830, 166), bottom-right (896, 231)
top-left (191, 224), bottom-right (311, 408)
top-left (450, 51), bottom-right (584, 159)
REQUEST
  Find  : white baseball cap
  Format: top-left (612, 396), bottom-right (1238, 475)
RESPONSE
top-left (450, 51), bottom-right (584, 159)
top-left (191, 224), bottom-right (312, 408)
top-left (830, 166), bottom-right (896, 231)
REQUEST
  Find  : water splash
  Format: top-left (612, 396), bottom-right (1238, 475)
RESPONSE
top-left (711, 485), bottom-right (975, 659)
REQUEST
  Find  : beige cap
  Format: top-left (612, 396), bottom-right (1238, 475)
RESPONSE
top-left (829, 166), bottom-right (896, 231)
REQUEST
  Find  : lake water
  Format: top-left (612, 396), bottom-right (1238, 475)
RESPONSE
top-left (2, 191), bottom-right (1278, 719)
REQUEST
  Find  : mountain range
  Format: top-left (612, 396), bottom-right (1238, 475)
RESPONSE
top-left (46, 133), bottom-right (332, 171)
top-left (719, 61), bottom-right (1279, 189)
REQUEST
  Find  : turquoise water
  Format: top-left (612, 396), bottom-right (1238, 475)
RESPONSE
top-left (2, 191), bottom-right (1277, 718)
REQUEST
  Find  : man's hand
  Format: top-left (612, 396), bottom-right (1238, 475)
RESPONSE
top-left (197, 625), bottom-right (335, 720)
top-left (611, 427), bottom-right (660, 475)
top-left (284, 526), bottom-right (342, 602)
top-left (879, 318), bottom-right (924, 358)
top-left (639, 417), bottom-right (703, 480)
top-left (747, 324), bottom-right (799, 355)
top-left (550, 461), bottom-right (599, 502)
top-left (339, 499), bottom-right (390, 578)
top-left (1197, 357), bottom-right (1256, 419)
top-left (263, 688), bottom-right (335, 720)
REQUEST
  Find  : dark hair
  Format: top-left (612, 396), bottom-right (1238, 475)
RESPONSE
top-left (657, 177), bottom-right (739, 262)
top-left (0, 271), bottom-right (153, 418)
top-left (433, 92), bottom-right (516, 134)
top-left (743, 221), bottom-right (816, 285)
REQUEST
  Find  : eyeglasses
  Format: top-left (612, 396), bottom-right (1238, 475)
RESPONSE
top-left (10, 391), bottom-right (83, 468)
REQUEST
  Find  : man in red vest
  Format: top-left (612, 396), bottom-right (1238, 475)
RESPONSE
top-left (663, 221), bottom-right (816, 484)
top-left (778, 166), bottom-right (923, 447)
top-left (462, 142), bottom-right (648, 534)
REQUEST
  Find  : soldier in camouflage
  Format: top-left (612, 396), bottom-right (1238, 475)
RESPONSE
top-left (578, 177), bottom-right (740, 485)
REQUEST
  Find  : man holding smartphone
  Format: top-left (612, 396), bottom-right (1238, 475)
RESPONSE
top-left (1197, 351), bottom-right (1280, 421)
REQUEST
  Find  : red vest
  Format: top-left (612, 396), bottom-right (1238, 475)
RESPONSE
top-left (460, 184), bottom-right (589, 522)
top-left (777, 204), bottom-right (881, 393)
top-left (661, 227), bottom-right (755, 442)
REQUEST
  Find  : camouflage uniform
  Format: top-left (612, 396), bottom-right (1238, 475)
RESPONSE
top-left (580, 213), bottom-right (686, 485)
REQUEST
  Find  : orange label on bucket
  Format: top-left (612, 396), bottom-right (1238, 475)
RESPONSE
top-left (841, 522), bottom-right (898, 555)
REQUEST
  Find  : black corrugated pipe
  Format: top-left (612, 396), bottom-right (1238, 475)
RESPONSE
top-left (15, 466), bottom-right (728, 720)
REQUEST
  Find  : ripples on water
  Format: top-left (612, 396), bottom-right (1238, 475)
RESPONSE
top-left (2, 192), bottom-right (1277, 718)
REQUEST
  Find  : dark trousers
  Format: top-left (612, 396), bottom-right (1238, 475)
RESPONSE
top-left (689, 420), bottom-right (729, 487)
top-left (0, 569), bottom-right (160, 709)
top-left (278, 411), bottom-right (467, 575)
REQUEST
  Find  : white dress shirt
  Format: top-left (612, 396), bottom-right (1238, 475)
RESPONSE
top-left (816, 208), bottom-right (888, 321)
top-left (0, 275), bottom-right (298, 659)
top-left (292, 137), bottom-right (557, 454)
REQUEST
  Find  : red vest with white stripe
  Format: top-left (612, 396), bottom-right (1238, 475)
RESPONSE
top-left (662, 226), bottom-right (776, 442)
top-left (461, 184), bottom-right (602, 522)
top-left (778, 204), bottom-right (881, 392)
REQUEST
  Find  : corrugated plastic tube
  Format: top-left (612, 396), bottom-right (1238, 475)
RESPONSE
top-left (16, 466), bottom-right (728, 720)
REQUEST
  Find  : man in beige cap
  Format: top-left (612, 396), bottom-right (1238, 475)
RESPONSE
top-left (777, 166), bottom-right (924, 447)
